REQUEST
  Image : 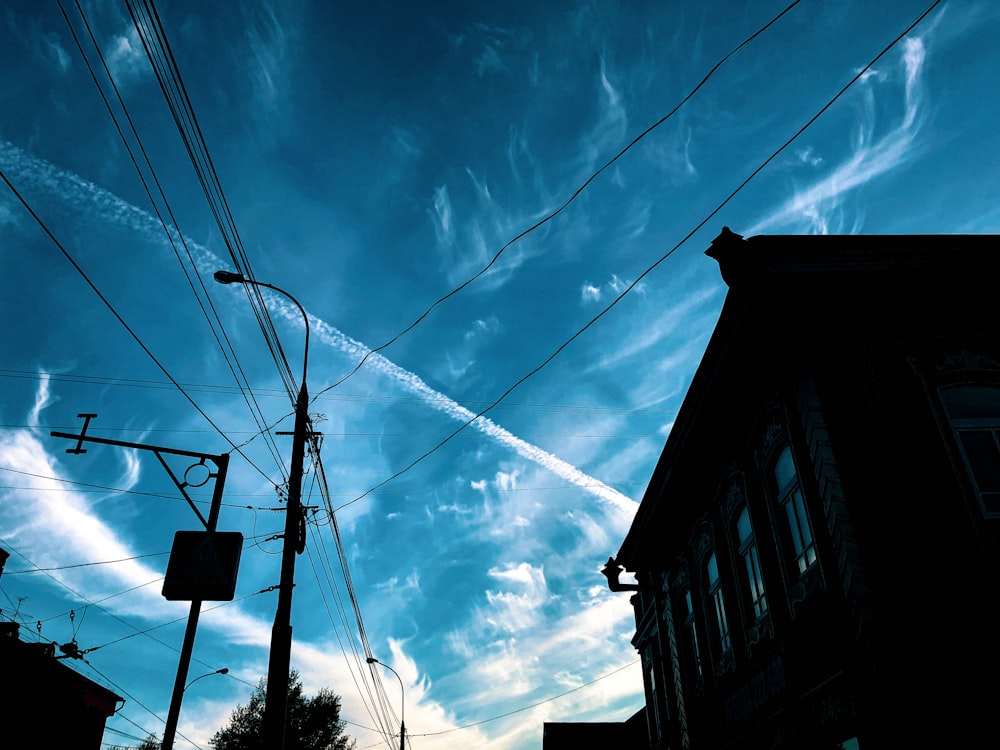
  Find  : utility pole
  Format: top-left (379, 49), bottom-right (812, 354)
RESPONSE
top-left (261, 380), bottom-right (309, 750)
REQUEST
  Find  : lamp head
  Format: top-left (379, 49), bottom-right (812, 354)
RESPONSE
top-left (366, 657), bottom-right (378, 665)
top-left (213, 270), bottom-right (246, 285)
top-left (218, 668), bottom-right (230, 675)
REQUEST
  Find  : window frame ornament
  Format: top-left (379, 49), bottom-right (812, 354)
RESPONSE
top-left (721, 471), bottom-right (773, 650)
top-left (701, 548), bottom-right (734, 677)
top-left (672, 564), bottom-right (704, 699)
top-left (910, 346), bottom-right (1000, 524)
top-left (773, 444), bottom-right (818, 577)
top-left (736, 507), bottom-right (768, 620)
top-left (939, 383), bottom-right (1000, 518)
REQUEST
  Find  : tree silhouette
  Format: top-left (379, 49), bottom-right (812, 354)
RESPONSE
top-left (210, 670), bottom-right (354, 750)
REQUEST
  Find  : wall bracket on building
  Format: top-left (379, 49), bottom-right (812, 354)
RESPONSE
top-left (601, 556), bottom-right (640, 592)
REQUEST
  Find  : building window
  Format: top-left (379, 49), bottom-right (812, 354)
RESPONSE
top-left (706, 553), bottom-right (730, 654)
top-left (736, 507), bottom-right (767, 619)
top-left (940, 384), bottom-right (1000, 517)
top-left (645, 653), bottom-right (662, 740)
top-left (774, 445), bottom-right (817, 575)
top-left (681, 587), bottom-right (702, 681)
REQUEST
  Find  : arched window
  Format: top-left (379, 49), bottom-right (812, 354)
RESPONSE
top-left (736, 507), bottom-right (767, 619)
top-left (774, 445), bottom-right (817, 575)
top-left (706, 553), bottom-right (730, 654)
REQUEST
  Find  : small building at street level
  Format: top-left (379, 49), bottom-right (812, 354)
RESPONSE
top-left (601, 229), bottom-right (1000, 749)
top-left (1, 621), bottom-right (123, 748)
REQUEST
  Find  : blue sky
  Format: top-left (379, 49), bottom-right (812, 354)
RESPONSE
top-left (1, 1), bottom-right (997, 748)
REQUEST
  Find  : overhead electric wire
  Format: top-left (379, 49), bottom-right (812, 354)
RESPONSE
top-left (0, 368), bottom-right (680, 418)
top-left (1, 542), bottom-right (210, 671)
top-left (287, 439), bottom-right (399, 748)
top-left (123, 0), bottom-right (299, 405)
top-left (86, 661), bottom-right (203, 749)
top-left (302, 516), bottom-right (396, 749)
top-left (312, 0), bottom-right (805, 402)
top-left (1, 550), bottom-right (169, 575)
top-left (59, 0), bottom-right (289, 483)
top-left (332, 0), bottom-right (942, 514)
top-left (0, 464), bottom-right (275, 511)
top-left (0, 166), bottom-right (279, 483)
top-left (413, 659), bottom-right (641, 738)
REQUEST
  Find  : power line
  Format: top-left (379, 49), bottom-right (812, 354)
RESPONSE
top-left (311, 0), bottom-right (805, 401)
top-left (0, 367), bottom-right (681, 416)
top-left (0, 165), bottom-right (278, 484)
top-left (332, 0), bottom-right (942, 513)
top-left (123, 0), bottom-right (299, 405)
top-left (413, 660), bottom-right (641, 738)
top-left (59, 0), bottom-right (289, 484)
top-left (1, 551), bottom-right (169, 575)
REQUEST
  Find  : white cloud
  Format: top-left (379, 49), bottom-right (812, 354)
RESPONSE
top-left (44, 34), bottom-right (71, 74)
top-left (580, 282), bottom-right (601, 302)
top-left (468, 22), bottom-right (509, 77)
top-left (0, 144), bottom-right (632, 516)
top-left (244, 3), bottom-right (289, 111)
top-left (579, 55), bottom-right (628, 174)
top-left (587, 284), bottom-right (719, 372)
top-left (106, 27), bottom-right (147, 84)
top-left (430, 185), bottom-right (453, 247)
top-left (746, 36), bottom-right (929, 235)
top-left (464, 316), bottom-right (500, 342)
top-left (581, 274), bottom-right (649, 306)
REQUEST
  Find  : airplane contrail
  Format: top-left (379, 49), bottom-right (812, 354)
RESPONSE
top-left (1, 140), bottom-right (638, 513)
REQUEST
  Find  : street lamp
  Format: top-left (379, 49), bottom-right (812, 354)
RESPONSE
top-left (367, 657), bottom-right (405, 750)
top-left (215, 269), bottom-right (311, 750)
top-left (184, 667), bottom-right (229, 692)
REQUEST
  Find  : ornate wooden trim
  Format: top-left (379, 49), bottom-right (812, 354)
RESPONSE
top-left (793, 374), bottom-right (870, 635)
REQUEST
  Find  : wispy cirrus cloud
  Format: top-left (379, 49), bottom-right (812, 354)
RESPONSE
top-left (105, 25), bottom-right (147, 85)
top-left (0, 389), bottom-right (467, 749)
top-left (585, 283), bottom-right (718, 372)
top-left (579, 54), bottom-right (628, 175)
top-left (243, 1), bottom-right (295, 115)
top-left (746, 35), bottom-right (929, 236)
top-left (580, 273), bottom-right (649, 304)
top-left (0, 141), bottom-right (636, 514)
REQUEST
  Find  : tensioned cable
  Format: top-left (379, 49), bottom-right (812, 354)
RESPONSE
top-left (1, 551), bottom-right (169, 574)
top-left (103, 725), bottom-right (154, 744)
top-left (0, 167), bottom-right (273, 481)
top-left (302, 517), bottom-right (396, 749)
top-left (0, 369), bottom-right (680, 417)
top-left (59, 0), bottom-right (288, 482)
top-left (0, 542), bottom-right (214, 671)
top-left (0, 462), bottom-right (644, 499)
top-left (311, 0), bottom-right (805, 402)
top-left (85, 588), bottom-right (269, 655)
top-left (0, 464), bottom-right (270, 510)
top-left (300, 447), bottom-right (396, 746)
top-left (413, 660), bottom-right (641, 738)
top-left (3, 529), bottom-right (280, 577)
top-left (332, 0), bottom-right (942, 513)
top-left (86, 661), bottom-right (202, 749)
top-left (124, 0), bottom-right (298, 404)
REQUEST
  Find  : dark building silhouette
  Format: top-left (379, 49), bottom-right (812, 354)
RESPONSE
top-left (543, 708), bottom-right (649, 749)
top-left (0, 621), bottom-right (123, 747)
top-left (603, 230), bottom-right (1000, 749)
